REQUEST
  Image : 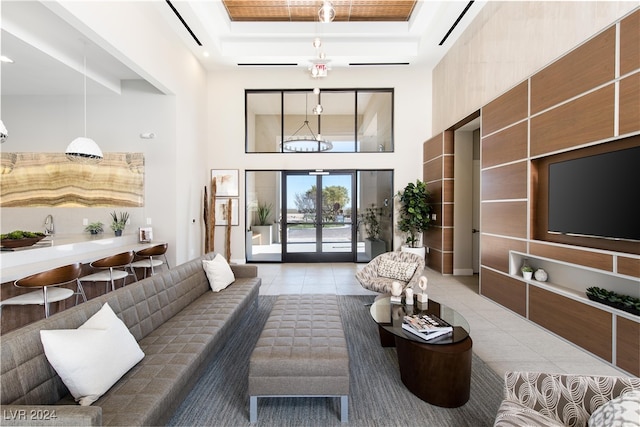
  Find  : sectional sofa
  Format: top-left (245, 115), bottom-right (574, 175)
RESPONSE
top-left (0, 252), bottom-right (261, 426)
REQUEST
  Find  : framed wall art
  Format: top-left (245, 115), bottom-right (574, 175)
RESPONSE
top-left (215, 198), bottom-right (239, 226)
top-left (211, 169), bottom-right (239, 197)
top-left (138, 227), bottom-right (153, 243)
top-left (0, 152), bottom-right (144, 207)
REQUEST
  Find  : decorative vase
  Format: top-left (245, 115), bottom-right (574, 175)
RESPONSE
top-left (390, 281), bottom-right (402, 304)
top-left (404, 288), bottom-right (413, 304)
top-left (534, 268), bottom-right (548, 282)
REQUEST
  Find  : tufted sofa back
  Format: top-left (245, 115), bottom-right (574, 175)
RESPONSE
top-left (0, 252), bottom-right (215, 406)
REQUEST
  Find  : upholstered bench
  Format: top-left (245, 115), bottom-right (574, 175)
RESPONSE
top-left (248, 294), bottom-right (349, 423)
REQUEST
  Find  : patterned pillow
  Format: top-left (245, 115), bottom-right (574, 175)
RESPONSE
top-left (589, 390), bottom-right (640, 427)
top-left (377, 259), bottom-right (417, 282)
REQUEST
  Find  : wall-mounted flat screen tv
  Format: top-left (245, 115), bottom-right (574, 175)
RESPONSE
top-left (548, 145), bottom-right (640, 242)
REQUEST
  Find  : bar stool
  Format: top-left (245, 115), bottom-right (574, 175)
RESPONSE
top-left (79, 251), bottom-right (138, 294)
top-left (0, 263), bottom-right (86, 318)
top-left (130, 243), bottom-right (170, 280)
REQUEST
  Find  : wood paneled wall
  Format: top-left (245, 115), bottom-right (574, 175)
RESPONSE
top-left (480, 9), bottom-right (640, 278)
top-left (475, 9), bottom-right (640, 375)
top-left (423, 132), bottom-right (454, 274)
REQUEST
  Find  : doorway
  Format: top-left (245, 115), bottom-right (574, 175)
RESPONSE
top-left (283, 170), bottom-right (356, 262)
top-left (245, 169), bottom-right (393, 263)
top-left (453, 117), bottom-right (481, 275)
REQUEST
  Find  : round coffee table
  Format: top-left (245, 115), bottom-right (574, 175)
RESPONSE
top-left (369, 296), bottom-right (472, 408)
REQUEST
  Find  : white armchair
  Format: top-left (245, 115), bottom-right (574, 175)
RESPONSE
top-left (355, 251), bottom-right (425, 294)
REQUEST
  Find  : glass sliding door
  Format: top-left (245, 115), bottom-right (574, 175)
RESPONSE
top-left (283, 171), bottom-right (355, 262)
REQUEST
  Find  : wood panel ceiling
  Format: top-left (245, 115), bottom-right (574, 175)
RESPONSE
top-left (221, 0), bottom-right (417, 22)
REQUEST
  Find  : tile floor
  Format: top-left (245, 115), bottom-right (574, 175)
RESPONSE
top-left (255, 262), bottom-right (628, 379)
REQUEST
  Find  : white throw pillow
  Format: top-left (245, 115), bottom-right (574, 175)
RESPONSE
top-left (202, 254), bottom-right (235, 292)
top-left (40, 303), bottom-right (144, 406)
top-left (377, 259), bottom-right (417, 282)
top-left (589, 390), bottom-right (640, 427)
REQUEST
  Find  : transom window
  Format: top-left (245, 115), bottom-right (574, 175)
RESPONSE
top-left (245, 89), bottom-right (394, 153)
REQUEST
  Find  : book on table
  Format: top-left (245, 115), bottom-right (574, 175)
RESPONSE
top-left (402, 314), bottom-right (453, 341)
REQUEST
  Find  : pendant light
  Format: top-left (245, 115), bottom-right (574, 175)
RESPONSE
top-left (318, 1), bottom-right (335, 23)
top-left (66, 49), bottom-right (103, 163)
top-left (0, 119), bottom-right (7, 143)
top-left (281, 92), bottom-right (332, 152)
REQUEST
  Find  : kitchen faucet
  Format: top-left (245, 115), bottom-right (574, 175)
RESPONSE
top-left (44, 214), bottom-right (54, 235)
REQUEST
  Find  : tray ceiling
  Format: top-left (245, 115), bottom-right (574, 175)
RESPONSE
top-left (221, 0), bottom-right (417, 22)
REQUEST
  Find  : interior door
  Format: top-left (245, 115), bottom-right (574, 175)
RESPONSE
top-left (283, 171), bottom-right (355, 262)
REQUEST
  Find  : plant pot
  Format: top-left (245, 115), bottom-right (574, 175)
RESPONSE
top-left (401, 245), bottom-right (425, 259)
top-left (587, 294), bottom-right (640, 316)
top-left (365, 239), bottom-right (386, 259)
top-left (252, 225), bottom-right (272, 246)
top-left (114, 230), bottom-right (123, 237)
top-left (522, 271), bottom-right (533, 280)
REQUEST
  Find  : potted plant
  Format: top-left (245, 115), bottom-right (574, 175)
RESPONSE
top-left (360, 204), bottom-right (386, 259)
top-left (252, 201), bottom-right (273, 245)
top-left (0, 230), bottom-right (46, 248)
top-left (396, 179), bottom-right (432, 258)
top-left (110, 211), bottom-right (129, 236)
top-left (521, 265), bottom-right (533, 280)
top-left (84, 222), bottom-right (104, 235)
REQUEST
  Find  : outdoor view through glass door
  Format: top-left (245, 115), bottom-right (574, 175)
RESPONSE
top-left (245, 169), bottom-right (393, 263)
top-left (283, 171), bottom-right (355, 262)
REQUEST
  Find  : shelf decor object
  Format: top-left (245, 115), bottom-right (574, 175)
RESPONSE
top-left (586, 287), bottom-right (640, 316)
top-left (534, 268), bottom-right (548, 282)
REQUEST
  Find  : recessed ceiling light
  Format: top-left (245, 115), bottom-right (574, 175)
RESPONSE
top-left (203, 51), bottom-right (210, 58)
top-left (0, 55), bottom-right (14, 63)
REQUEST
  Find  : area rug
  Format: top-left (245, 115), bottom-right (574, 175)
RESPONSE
top-left (168, 295), bottom-right (503, 426)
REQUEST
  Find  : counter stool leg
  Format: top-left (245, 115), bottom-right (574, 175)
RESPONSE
top-left (75, 279), bottom-right (87, 305)
top-left (43, 286), bottom-right (50, 318)
top-left (128, 265), bottom-right (138, 282)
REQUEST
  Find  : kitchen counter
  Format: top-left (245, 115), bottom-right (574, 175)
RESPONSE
top-left (0, 233), bottom-right (158, 283)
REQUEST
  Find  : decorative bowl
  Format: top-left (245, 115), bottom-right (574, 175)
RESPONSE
top-left (1, 236), bottom-right (46, 249)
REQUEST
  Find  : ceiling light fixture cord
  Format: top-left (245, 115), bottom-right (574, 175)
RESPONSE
top-left (83, 54), bottom-right (87, 137)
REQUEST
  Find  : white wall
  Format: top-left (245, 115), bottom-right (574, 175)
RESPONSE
top-left (432, 1), bottom-right (638, 134)
top-left (1, 81), bottom-right (174, 241)
top-left (207, 66), bottom-right (432, 262)
top-left (1, 1), bottom-right (208, 265)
